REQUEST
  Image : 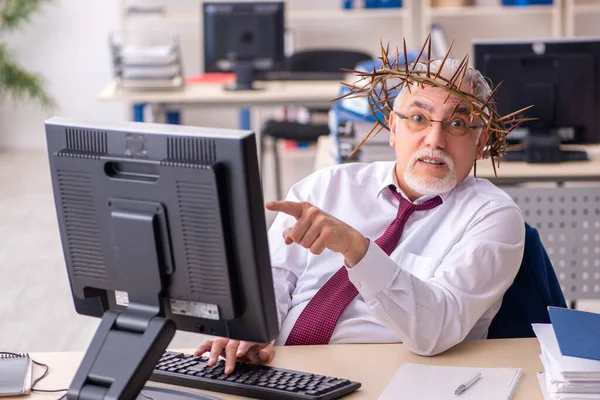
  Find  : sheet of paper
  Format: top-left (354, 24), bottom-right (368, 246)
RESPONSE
top-left (378, 363), bottom-right (523, 400)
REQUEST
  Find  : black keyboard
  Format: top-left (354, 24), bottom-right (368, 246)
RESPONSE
top-left (150, 351), bottom-right (361, 400)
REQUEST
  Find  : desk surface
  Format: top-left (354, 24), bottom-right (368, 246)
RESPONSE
top-left (316, 136), bottom-right (600, 183)
top-left (98, 80), bottom-right (341, 107)
top-left (474, 145), bottom-right (600, 184)
top-left (23, 338), bottom-right (542, 399)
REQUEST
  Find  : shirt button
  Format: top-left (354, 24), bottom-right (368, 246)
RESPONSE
top-left (355, 282), bottom-right (362, 289)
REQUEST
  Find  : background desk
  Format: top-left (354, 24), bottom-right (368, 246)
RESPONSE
top-left (23, 338), bottom-right (542, 399)
top-left (99, 80), bottom-right (341, 108)
top-left (316, 136), bottom-right (600, 184)
top-left (99, 80), bottom-right (341, 128)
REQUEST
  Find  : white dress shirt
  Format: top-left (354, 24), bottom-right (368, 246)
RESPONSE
top-left (268, 161), bottom-right (525, 355)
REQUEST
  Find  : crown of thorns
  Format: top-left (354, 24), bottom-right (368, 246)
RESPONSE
top-left (335, 35), bottom-right (535, 176)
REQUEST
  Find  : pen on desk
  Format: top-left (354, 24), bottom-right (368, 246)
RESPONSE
top-left (454, 372), bottom-right (482, 395)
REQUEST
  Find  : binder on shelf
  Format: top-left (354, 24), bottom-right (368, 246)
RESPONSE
top-left (502, 0), bottom-right (552, 5)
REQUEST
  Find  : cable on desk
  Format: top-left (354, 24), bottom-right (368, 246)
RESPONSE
top-left (139, 391), bottom-right (155, 400)
top-left (1, 351), bottom-right (155, 399)
top-left (0, 351), bottom-right (68, 396)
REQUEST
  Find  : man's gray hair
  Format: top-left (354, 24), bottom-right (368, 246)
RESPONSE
top-left (392, 59), bottom-right (493, 112)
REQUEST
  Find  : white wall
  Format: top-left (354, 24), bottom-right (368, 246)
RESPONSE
top-left (0, 0), bottom-right (414, 150)
top-left (0, 0), bottom-right (127, 150)
top-left (2, 0), bottom-right (566, 150)
top-left (132, 0), bottom-right (408, 130)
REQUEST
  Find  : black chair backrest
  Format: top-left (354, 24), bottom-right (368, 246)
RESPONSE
top-left (287, 49), bottom-right (373, 73)
top-left (487, 223), bottom-right (567, 339)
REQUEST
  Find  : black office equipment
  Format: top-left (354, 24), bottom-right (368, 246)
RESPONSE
top-left (260, 49), bottom-right (372, 199)
top-left (203, 2), bottom-right (285, 90)
top-left (151, 351), bottom-right (361, 400)
top-left (474, 38), bottom-right (600, 163)
top-left (45, 118), bottom-right (280, 399)
top-left (261, 70), bottom-right (346, 82)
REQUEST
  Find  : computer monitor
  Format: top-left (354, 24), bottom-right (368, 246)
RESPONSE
top-left (45, 117), bottom-right (279, 399)
top-left (474, 38), bottom-right (600, 163)
top-left (203, 2), bottom-right (285, 91)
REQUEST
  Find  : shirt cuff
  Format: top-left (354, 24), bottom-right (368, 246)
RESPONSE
top-left (346, 238), bottom-right (400, 301)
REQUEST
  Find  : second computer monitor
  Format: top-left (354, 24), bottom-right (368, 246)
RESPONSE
top-left (203, 2), bottom-right (285, 90)
top-left (474, 38), bottom-right (600, 163)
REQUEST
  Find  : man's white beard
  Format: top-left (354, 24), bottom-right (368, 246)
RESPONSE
top-left (403, 149), bottom-right (457, 196)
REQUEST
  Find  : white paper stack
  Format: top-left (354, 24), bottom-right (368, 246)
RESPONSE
top-left (533, 323), bottom-right (600, 400)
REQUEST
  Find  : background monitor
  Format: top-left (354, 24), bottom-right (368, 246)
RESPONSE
top-left (203, 2), bottom-right (285, 90)
top-left (474, 37), bottom-right (600, 163)
top-left (45, 117), bottom-right (278, 399)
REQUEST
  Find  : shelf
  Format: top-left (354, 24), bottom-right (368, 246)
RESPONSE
top-left (573, 3), bottom-right (600, 13)
top-left (161, 8), bottom-right (406, 24)
top-left (288, 8), bottom-right (407, 20)
top-left (428, 4), bottom-right (555, 17)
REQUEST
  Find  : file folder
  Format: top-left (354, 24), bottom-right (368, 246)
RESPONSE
top-left (548, 306), bottom-right (600, 362)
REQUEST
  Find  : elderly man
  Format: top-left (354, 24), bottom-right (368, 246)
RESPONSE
top-left (196, 58), bottom-right (525, 374)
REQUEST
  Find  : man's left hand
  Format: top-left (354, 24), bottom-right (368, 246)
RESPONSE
top-left (265, 201), bottom-right (369, 267)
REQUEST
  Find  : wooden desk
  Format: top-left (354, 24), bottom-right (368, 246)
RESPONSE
top-left (99, 80), bottom-right (341, 108)
top-left (22, 338), bottom-right (542, 399)
top-left (316, 135), bottom-right (600, 184)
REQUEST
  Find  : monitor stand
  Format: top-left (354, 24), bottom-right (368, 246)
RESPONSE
top-left (66, 203), bottom-right (179, 400)
top-left (225, 61), bottom-right (264, 91)
top-left (137, 385), bottom-right (222, 400)
top-left (502, 133), bottom-right (589, 163)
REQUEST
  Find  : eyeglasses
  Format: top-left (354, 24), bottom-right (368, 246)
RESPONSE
top-left (394, 111), bottom-right (485, 137)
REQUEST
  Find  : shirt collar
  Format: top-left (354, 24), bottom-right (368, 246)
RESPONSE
top-left (377, 163), bottom-right (471, 204)
top-left (376, 164), bottom-right (400, 199)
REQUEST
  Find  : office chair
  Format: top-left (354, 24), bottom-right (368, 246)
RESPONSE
top-left (260, 49), bottom-right (373, 199)
top-left (488, 222), bottom-right (567, 339)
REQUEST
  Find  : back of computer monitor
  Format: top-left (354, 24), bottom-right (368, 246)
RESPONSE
top-left (203, 2), bottom-right (285, 90)
top-left (474, 38), bottom-right (600, 162)
top-left (46, 117), bottom-right (279, 342)
top-left (46, 117), bottom-right (279, 399)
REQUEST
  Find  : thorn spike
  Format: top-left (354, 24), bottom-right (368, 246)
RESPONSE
top-left (434, 39), bottom-right (455, 81)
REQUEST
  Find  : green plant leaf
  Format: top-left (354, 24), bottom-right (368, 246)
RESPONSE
top-left (0, 44), bottom-right (55, 108)
top-left (0, 0), bottom-right (52, 32)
